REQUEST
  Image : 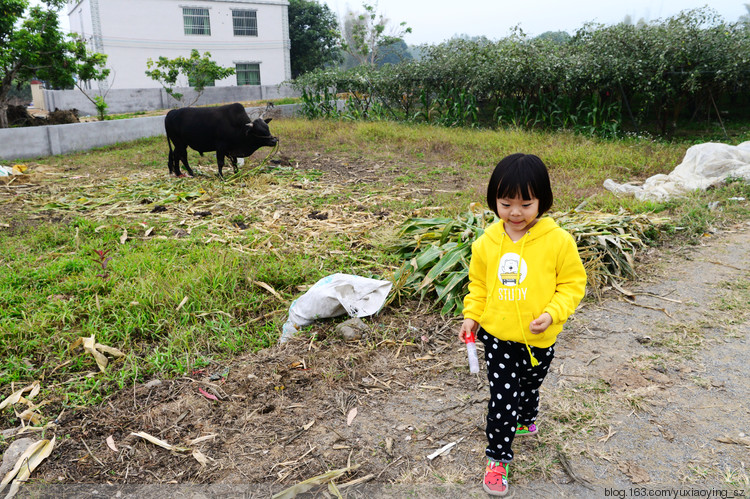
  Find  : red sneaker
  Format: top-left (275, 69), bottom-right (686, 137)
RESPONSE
top-left (516, 423), bottom-right (538, 436)
top-left (483, 458), bottom-right (509, 496)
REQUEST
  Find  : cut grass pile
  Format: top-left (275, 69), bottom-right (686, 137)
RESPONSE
top-left (390, 207), bottom-right (672, 315)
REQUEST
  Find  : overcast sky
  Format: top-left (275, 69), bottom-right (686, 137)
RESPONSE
top-left (41, 0), bottom-right (748, 45)
top-left (322, 0), bottom-right (748, 44)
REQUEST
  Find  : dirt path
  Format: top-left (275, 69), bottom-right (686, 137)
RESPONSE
top-left (542, 221), bottom-right (750, 497)
top-left (12, 222), bottom-right (744, 498)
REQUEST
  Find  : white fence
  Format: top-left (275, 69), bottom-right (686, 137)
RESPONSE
top-left (37, 83), bottom-right (299, 116)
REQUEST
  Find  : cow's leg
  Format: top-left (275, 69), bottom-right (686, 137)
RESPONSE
top-left (179, 147), bottom-right (195, 177)
top-left (182, 157), bottom-right (195, 177)
top-left (171, 145), bottom-right (189, 177)
top-left (229, 155), bottom-right (239, 174)
top-left (171, 147), bottom-right (183, 177)
top-left (216, 151), bottom-right (226, 179)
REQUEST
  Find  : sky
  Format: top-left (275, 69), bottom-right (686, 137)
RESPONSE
top-left (321, 0), bottom-right (749, 45)
top-left (33, 0), bottom-right (749, 44)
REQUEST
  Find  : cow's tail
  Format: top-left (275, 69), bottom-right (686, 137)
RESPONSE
top-left (166, 134), bottom-right (174, 173)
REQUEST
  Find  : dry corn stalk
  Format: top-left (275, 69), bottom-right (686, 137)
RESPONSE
top-left (391, 207), bottom-right (672, 314)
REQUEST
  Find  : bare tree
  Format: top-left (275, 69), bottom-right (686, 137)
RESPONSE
top-left (341, 1), bottom-right (411, 67)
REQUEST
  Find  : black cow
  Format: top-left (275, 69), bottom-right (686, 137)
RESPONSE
top-left (164, 103), bottom-right (278, 178)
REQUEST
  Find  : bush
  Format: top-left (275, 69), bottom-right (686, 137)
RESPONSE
top-left (291, 7), bottom-right (750, 138)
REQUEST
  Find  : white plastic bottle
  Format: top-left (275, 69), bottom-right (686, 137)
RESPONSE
top-left (465, 331), bottom-right (480, 373)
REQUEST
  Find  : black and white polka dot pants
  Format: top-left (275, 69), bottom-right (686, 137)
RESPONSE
top-left (478, 328), bottom-right (555, 463)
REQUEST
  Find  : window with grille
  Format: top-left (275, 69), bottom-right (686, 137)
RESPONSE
top-left (236, 63), bottom-right (261, 85)
top-left (183, 7), bottom-right (211, 35)
top-left (232, 10), bottom-right (258, 36)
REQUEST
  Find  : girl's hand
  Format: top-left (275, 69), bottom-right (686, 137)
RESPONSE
top-left (459, 318), bottom-right (479, 342)
top-left (529, 313), bottom-right (552, 334)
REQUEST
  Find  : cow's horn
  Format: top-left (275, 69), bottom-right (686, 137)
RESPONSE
top-left (246, 122), bottom-right (254, 129)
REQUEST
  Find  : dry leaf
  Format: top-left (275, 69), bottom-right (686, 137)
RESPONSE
top-left (385, 437), bottom-right (394, 456)
top-left (1, 436), bottom-right (56, 498)
top-left (0, 382), bottom-right (39, 410)
top-left (327, 481), bottom-right (343, 499)
top-left (27, 382), bottom-right (40, 400)
top-left (618, 461), bottom-right (650, 484)
top-left (130, 432), bottom-right (190, 453)
top-left (272, 465), bottom-right (358, 499)
top-left (83, 335), bottom-right (108, 371)
top-left (192, 449), bottom-right (209, 466)
top-left (17, 408), bottom-right (43, 425)
top-left (95, 343), bottom-right (125, 358)
top-left (716, 436), bottom-right (750, 447)
top-left (70, 335), bottom-right (124, 372)
top-left (176, 296), bottom-right (189, 311)
top-left (106, 436), bottom-right (118, 452)
top-left (187, 434), bottom-right (217, 446)
top-left (252, 280), bottom-right (284, 301)
top-left (119, 228), bottom-right (128, 244)
top-left (144, 227), bottom-right (154, 237)
top-left (611, 280), bottom-right (635, 299)
top-left (346, 407), bottom-right (358, 426)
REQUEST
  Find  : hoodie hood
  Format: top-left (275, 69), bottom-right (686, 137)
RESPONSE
top-left (482, 216), bottom-right (560, 246)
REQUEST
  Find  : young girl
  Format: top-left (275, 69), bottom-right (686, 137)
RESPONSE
top-left (459, 153), bottom-right (587, 496)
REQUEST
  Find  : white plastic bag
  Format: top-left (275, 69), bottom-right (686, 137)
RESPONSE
top-left (604, 141), bottom-right (750, 202)
top-left (279, 273), bottom-right (393, 343)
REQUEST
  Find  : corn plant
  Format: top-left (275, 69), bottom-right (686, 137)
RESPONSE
top-left (391, 208), bottom-right (672, 315)
top-left (390, 208), bottom-right (497, 315)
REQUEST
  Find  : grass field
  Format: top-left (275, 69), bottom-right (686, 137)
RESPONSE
top-left (1, 117), bottom-right (749, 414)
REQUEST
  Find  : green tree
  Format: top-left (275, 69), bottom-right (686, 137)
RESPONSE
top-left (376, 39), bottom-right (413, 66)
top-left (740, 3), bottom-right (750, 25)
top-left (0, 0), bottom-right (109, 128)
top-left (145, 49), bottom-right (235, 106)
top-left (342, 1), bottom-right (411, 66)
top-left (535, 31), bottom-right (572, 44)
top-left (288, 0), bottom-right (341, 78)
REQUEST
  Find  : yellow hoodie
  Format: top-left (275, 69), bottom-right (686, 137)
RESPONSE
top-left (463, 217), bottom-right (586, 350)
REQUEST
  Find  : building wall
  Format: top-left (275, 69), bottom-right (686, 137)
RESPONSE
top-left (66, 0), bottom-right (291, 90)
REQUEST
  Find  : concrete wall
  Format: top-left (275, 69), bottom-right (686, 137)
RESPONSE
top-left (40, 83), bottom-right (298, 115)
top-left (0, 104), bottom-right (301, 161)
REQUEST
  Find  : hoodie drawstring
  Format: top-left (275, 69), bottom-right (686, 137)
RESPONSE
top-left (501, 228), bottom-right (540, 367)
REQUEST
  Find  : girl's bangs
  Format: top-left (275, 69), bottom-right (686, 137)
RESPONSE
top-left (496, 178), bottom-right (536, 200)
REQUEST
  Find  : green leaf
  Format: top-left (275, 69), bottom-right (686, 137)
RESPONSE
top-left (418, 242), bottom-right (470, 291)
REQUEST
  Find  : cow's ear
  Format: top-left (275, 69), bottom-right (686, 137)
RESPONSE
top-left (264, 118), bottom-right (272, 124)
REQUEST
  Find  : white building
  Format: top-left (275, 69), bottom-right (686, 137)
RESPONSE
top-left (66, 0), bottom-right (291, 90)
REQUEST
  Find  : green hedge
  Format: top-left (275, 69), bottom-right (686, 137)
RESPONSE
top-left (292, 7), bottom-right (750, 138)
